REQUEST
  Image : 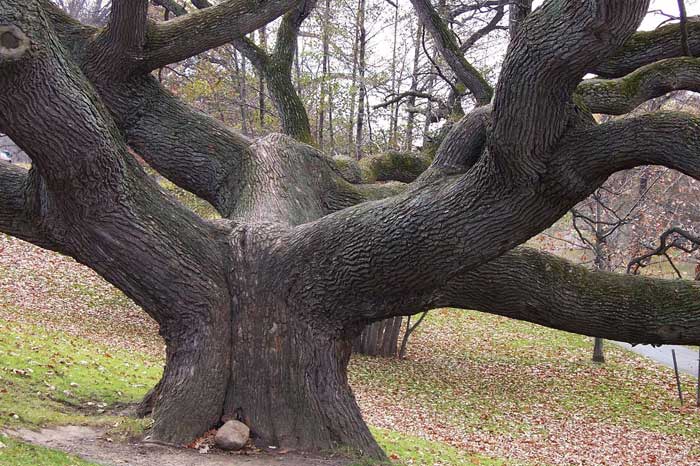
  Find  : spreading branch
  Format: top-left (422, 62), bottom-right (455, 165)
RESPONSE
top-left (566, 112), bottom-right (700, 188)
top-left (628, 227), bottom-right (700, 274)
top-left (142, 0), bottom-right (303, 71)
top-left (593, 18), bottom-right (700, 78)
top-left (432, 247), bottom-right (700, 346)
top-left (576, 57), bottom-right (700, 115)
top-left (87, 0), bottom-right (150, 78)
top-left (372, 91), bottom-right (442, 110)
top-left (490, 1), bottom-right (649, 179)
top-left (459, 0), bottom-right (506, 51)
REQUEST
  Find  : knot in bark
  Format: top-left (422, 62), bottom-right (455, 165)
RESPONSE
top-left (0, 25), bottom-right (30, 61)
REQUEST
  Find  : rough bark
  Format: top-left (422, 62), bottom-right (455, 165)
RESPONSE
top-left (593, 18), bottom-right (700, 78)
top-left (577, 57), bottom-right (700, 115)
top-left (5, 0), bottom-right (700, 462)
top-left (142, 0), bottom-right (303, 71)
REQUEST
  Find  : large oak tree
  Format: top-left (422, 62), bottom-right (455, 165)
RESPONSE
top-left (2, 0), bottom-right (700, 460)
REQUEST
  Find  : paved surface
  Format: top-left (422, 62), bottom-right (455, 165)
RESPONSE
top-left (613, 342), bottom-right (700, 377)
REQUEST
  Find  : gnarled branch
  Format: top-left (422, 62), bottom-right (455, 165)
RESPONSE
top-left (433, 247), bottom-right (700, 346)
top-left (142, 0), bottom-right (302, 71)
top-left (88, 0), bottom-right (149, 78)
top-left (0, 164), bottom-right (56, 251)
top-left (576, 57), bottom-right (700, 115)
top-left (593, 18), bottom-right (700, 78)
top-left (491, 0), bottom-right (649, 179)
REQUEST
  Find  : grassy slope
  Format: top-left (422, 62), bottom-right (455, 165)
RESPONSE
top-left (0, 318), bottom-right (502, 466)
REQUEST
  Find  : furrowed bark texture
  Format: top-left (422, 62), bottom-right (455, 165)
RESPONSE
top-left (0, 0), bottom-right (233, 446)
top-left (4, 0), bottom-right (700, 461)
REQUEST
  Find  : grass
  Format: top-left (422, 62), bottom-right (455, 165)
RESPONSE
top-left (0, 320), bottom-right (157, 440)
top-left (0, 316), bottom-right (501, 465)
top-left (0, 436), bottom-right (97, 466)
top-left (369, 428), bottom-right (506, 466)
top-left (350, 309), bottom-right (700, 465)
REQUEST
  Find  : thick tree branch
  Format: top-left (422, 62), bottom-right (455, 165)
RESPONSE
top-left (565, 112), bottom-right (700, 186)
top-left (0, 164), bottom-right (56, 251)
top-left (0, 1), bottom-right (233, 444)
top-left (576, 57), bottom-right (700, 115)
top-left (88, 0), bottom-right (149, 78)
top-left (232, 36), bottom-right (270, 70)
top-left (142, 0), bottom-right (302, 71)
top-left (105, 0), bottom-right (149, 51)
top-left (491, 0), bottom-right (649, 179)
top-left (409, 0), bottom-right (493, 105)
top-left (41, 0), bottom-right (256, 216)
top-left (593, 18), bottom-right (700, 78)
top-left (433, 247), bottom-right (700, 345)
top-left (171, 0), bottom-right (315, 144)
top-left (271, 0), bottom-right (316, 68)
top-left (114, 76), bottom-right (252, 217)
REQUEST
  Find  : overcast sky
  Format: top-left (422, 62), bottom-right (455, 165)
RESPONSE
top-left (531, 0), bottom-right (700, 30)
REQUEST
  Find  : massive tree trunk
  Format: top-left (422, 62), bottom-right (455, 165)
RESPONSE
top-left (6, 0), bottom-right (700, 462)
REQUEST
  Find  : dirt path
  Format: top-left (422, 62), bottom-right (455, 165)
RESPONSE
top-left (8, 426), bottom-right (353, 466)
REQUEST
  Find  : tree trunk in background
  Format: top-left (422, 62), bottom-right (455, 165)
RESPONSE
top-left (258, 27), bottom-right (267, 128)
top-left (389, 3), bottom-right (399, 148)
top-left (592, 199), bottom-right (607, 363)
top-left (318, 0), bottom-right (331, 150)
top-left (347, 5), bottom-right (360, 153)
top-left (235, 49), bottom-right (250, 135)
top-left (328, 82), bottom-right (336, 153)
top-left (592, 337), bottom-right (605, 363)
top-left (354, 0), bottom-right (366, 159)
top-left (354, 316), bottom-right (403, 357)
top-left (404, 23), bottom-right (422, 151)
top-left (509, 0), bottom-right (533, 39)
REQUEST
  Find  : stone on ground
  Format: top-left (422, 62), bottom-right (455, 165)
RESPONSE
top-left (214, 420), bottom-right (249, 451)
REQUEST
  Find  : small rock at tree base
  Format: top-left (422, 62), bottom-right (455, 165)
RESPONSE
top-left (214, 420), bottom-right (249, 451)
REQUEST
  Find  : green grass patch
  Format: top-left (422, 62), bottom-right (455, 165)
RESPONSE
top-left (0, 320), bottom-right (160, 431)
top-left (0, 436), bottom-right (97, 466)
top-left (369, 427), bottom-right (505, 465)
